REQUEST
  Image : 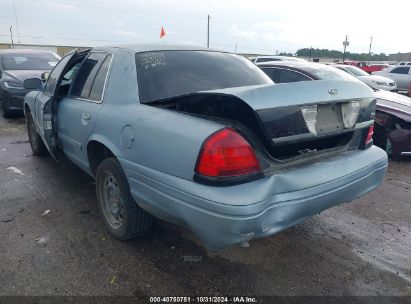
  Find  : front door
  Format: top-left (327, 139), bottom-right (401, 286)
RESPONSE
top-left (34, 52), bottom-right (77, 158)
top-left (57, 52), bottom-right (113, 172)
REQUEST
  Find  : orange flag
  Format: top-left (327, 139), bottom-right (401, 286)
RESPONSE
top-left (160, 27), bottom-right (166, 38)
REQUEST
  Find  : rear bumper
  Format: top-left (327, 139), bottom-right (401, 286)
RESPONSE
top-left (121, 146), bottom-right (387, 250)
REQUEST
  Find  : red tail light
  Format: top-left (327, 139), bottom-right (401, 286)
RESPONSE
top-left (196, 128), bottom-right (261, 177)
top-left (366, 125), bottom-right (374, 145)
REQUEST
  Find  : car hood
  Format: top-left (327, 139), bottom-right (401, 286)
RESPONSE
top-left (357, 75), bottom-right (395, 84)
top-left (1, 70), bottom-right (48, 83)
top-left (375, 90), bottom-right (411, 122)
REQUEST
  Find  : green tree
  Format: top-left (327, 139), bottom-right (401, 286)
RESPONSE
top-left (295, 48), bottom-right (388, 61)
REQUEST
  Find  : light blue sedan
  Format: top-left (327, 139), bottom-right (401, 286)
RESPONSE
top-left (23, 44), bottom-right (387, 250)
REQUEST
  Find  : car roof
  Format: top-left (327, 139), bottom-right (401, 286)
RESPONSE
top-left (333, 64), bottom-right (358, 69)
top-left (257, 61), bottom-right (347, 77)
top-left (99, 43), bottom-right (224, 53)
top-left (257, 61), bottom-right (327, 70)
top-left (255, 55), bottom-right (290, 58)
top-left (0, 49), bottom-right (57, 55)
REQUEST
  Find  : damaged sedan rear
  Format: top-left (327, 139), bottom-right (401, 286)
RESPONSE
top-left (23, 44), bottom-right (388, 251)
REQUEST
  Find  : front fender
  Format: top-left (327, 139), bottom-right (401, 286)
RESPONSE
top-left (23, 91), bottom-right (39, 114)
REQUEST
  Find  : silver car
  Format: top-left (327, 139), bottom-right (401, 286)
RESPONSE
top-left (373, 65), bottom-right (411, 92)
top-left (334, 64), bottom-right (397, 92)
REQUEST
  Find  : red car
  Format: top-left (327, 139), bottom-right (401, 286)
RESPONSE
top-left (342, 61), bottom-right (389, 74)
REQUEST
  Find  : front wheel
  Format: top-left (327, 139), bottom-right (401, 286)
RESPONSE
top-left (27, 112), bottom-right (48, 155)
top-left (96, 157), bottom-right (153, 240)
top-left (2, 100), bottom-right (12, 118)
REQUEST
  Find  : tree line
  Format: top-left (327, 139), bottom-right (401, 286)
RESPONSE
top-left (279, 48), bottom-right (388, 61)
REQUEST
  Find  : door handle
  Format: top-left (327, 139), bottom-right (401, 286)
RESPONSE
top-left (81, 113), bottom-right (91, 121)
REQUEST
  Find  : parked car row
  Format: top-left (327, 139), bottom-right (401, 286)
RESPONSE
top-left (0, 45), bottom-right (399, 251)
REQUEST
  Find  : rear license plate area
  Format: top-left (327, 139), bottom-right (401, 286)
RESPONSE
top-left (316, 103), bottom-right (344, 135)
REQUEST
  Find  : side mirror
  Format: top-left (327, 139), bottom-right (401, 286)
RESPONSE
top-left (23, 78), bottom-right (42, 90)
top-left (41, 72), bottom-right (49, 82)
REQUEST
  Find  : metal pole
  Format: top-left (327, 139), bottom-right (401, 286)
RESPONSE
top-left (342, 34), bottom-right (349, 62)
top-left (9, 26), bottom-right (14, 48)
top-left (12, 0), bottom-right (20, 43)
top-left (234, 43), bottom-right (237, 54)
top-left (207, 14), bottom-right (210, 48)
top-left (368, 36), bottom-right (373, 64)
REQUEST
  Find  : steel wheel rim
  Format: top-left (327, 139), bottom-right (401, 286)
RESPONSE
top-left (101, 171), bottom-right (124, 229)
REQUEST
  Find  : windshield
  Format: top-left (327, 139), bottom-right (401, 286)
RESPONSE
top-left (1, 52), bottom-right (60, 70)
top-left (135, 51), bottom-right (272, 103)
top-left (340, 65), bottom-right (369, 76)
top-left (310, 66), bottom-right (360, 81)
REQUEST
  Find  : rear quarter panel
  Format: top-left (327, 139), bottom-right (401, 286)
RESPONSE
top-left (88, 48), bottom-right (224, 180)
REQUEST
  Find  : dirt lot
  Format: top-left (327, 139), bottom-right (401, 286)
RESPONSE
top-left (0, 113), bottom-right (410, 298)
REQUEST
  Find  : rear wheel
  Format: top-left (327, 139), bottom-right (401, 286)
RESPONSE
top-left (373, 123), bottom-right (394, 158)
top-left (386, 138), bottom-right (393, 158)
top-left (27, 112), bottom-right (48, 155)
top-left (96, 157), bottom-right (152, 240)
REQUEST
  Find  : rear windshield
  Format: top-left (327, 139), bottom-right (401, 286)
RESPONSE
top-left (340, 65), bottom-right (369, 76)
top-left (135, 50), bottom-right (272, 103)
top-left (1, 52), bottom-right (60, 70)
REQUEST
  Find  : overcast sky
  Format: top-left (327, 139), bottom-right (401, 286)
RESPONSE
top-left (0, 0), bottom-right (410, 55)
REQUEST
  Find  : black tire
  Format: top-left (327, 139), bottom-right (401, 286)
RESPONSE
top-left (96, 157), bottom-right (152, 240)
top-left (26, 112), bottom-right (48, 155)
top-left (2, 101), bottom-right (12, 118)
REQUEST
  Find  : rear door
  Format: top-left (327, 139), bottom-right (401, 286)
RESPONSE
top-left (34, 51), bottom-right (79, 158)
top-left (389, 66), bottom-right (410, 90)
top-left (57, 51), bottom-right (112, 171)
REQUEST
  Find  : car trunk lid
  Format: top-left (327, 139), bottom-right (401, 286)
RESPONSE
top-left (148, 80), bottom-right (376, 161)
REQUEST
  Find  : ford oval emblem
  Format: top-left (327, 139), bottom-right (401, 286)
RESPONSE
top-left (328, 88), bottom-right (338, 95)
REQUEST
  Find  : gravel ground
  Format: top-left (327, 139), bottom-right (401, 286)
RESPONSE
top-left (0, 113), bottom-right (410, 298)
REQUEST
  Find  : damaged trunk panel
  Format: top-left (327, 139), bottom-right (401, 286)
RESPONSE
top-left (148, 81), bottom-right (376, 163)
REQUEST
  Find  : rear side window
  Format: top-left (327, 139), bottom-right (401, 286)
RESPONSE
top-left (135, 51), bottom-right (272, 103)
top-left (261, 68), bottom-right (280, 83)
top-left (71, 52), bottom-right (109, 100)
top-left (279, 69), bottom-right (311, 83)
top-left (89, 55), bottom-right (112, 101)
top-left (391, 67), bottom-right (410, 74)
